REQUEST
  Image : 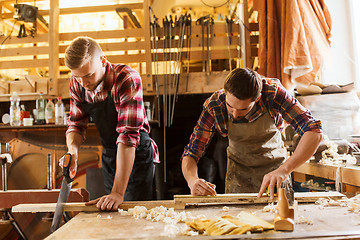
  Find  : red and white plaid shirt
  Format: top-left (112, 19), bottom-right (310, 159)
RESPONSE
top-left (67, 61), bottom-right (159, 163)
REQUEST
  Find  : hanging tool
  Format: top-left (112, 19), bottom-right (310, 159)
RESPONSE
top-left (162, 17), bottom-right (168, 128)
top-left (225, 16), bottom-right (233, 71)
top-left (162, 17), bottom-right (169, 182)
top-left (205, 16), bottom-right (214, 84)
top-left (185, 14), bottom-right (192, 92)
top-left (196, 15), bottom-right (210, 74)
top-left (47, 153), bottom-right (52, 190)
top-left (237, 19), bottom-right (242, 68)
top-left (170, 14), bottom-right (187, 125)
top-left (50, 153), bottom-right (76, 232)
top-left (149, 9), bottom-right (161, 127)
top-left (168, 15), bottom-right (174, 127)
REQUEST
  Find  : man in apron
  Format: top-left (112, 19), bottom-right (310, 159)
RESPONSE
top-left (60, 37), bottom-right (159, 210)
top-left (181, 68), bottom-right (322, 199)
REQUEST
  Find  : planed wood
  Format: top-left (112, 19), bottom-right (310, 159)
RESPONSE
top-left (12, 202), bottom-right (98, 213)
top-left (12, 200), bottom-right (185, 213)
top-left (174, 192), bottom-right (345, 205)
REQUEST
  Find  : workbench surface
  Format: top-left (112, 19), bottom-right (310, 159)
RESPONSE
top-left (46, 203), bottom-right (360, 239)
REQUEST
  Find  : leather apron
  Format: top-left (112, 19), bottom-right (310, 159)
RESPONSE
top-left (81, 88), bottom-right (154, 200)
top-left (225, 109), bottom-right (287, 193)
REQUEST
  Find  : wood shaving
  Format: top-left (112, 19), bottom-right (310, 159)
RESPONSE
top-left (263, 202), bottom-right (276, 213)
top-left (315, 194), bottom-right (360, 214)
top-left (161, 224), bottom-right (180, 237)
top-left (319, 135), bottom-right (356, 166)
top-left (296, 215), bottom-right (313, 225)
top-left (222, 206), bottom-right (230, 212)
top-left (118, 205), bottom-right (199, 224)
top-left (96, 214), bottom-right (112, 219)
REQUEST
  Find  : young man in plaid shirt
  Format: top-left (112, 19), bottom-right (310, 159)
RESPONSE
top-left (181, 68), bottom-right (322, 199)
top-left (60, 37), bottom-right (159, 211)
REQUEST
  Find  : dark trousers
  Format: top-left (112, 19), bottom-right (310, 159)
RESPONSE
top-left (101, 131), bottom-right (154, 201)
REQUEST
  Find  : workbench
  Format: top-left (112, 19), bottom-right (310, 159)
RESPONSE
top-left (294, 161), bottom-right (360, 194)
top-left (45, 203), bottom-right (360, 239)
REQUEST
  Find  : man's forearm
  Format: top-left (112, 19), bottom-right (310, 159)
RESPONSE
top-left (111, 143), bottom-right (136, 197)
top-left (181, 156), bottom-right (199, 187)
top-left (280, 131), bottom-right (323, 174)
top-left (66, 131), bottom-right (83, 154)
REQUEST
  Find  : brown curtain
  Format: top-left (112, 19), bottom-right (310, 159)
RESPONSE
top-left (254, 0), bottom-right (332, 90)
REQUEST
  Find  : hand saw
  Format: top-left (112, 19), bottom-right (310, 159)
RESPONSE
top-left (50, 153), bottom-right (76, 233)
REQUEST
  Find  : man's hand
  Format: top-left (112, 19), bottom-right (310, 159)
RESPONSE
top-left (189, 178), bottom-right (216, 196)
top-left (58, 152), bottom-right (78, 174)
top-left (257, 167), bottom-right (289, 199)
top-left (85, 192), bottom-right (124, 211)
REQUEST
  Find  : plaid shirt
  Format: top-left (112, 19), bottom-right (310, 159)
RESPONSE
top-left (182, 78), bottom-right (322, 162)
top-left (67, 62), bottom-right (159, 163)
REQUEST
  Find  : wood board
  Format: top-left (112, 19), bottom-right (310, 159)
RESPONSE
top-left (174, 191), bottom-right (345, 205)
top-left (0, 188), bottom-right (89, 209)
top-left (12, 200), bottom-right (185, 213)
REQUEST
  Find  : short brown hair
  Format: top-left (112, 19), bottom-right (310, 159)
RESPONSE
top-left (65, 36), bottom-right (102, 69)
top-left (224, 68), bottom-right (262, 101)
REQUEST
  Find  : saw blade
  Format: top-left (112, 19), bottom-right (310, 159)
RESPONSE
top-left (50, 177), bottom-right (72, 232)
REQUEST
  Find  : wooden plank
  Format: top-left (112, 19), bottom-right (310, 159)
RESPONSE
top-left (174, 192), bottom-right (345, 205)
top-left (48, 0), bottom-right (59, 96)
top-left (0, 188), bottom-right (89, 209)
top-left (1, 3), bottom-right (143, 20)
top-left (341, 166), bottom-right (360, 187)
top-left (12, 200), bottom-right (185, 213)
top-left (243, 0), bottom-right (251, 68)
top-left (295, 162), bottom-right (338, 181)
top-left (0, 54), bottom-right (147, 70)
top-left (0, 28), bottom-right (143, 46)
top-left (142, 0), bottom-right (153, 91)
top-left (59, 29), bottom-right (144, 41)
top-left (0, 33), bottom-right (49, 45)
top-left (0, 41), bottom-right (146, 58)
top-left (12, 202), bottom-right (98, 213)
top-left (0, 45), bottom-right (49, 57)
top-left (0, 59), bottom-right (49, 69)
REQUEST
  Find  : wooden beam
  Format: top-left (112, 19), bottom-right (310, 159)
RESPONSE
top-left (12, 200), bottom-right (185, 212)
top-left (59, 28), bottom-right (144, 41)
top-left (174, 192), bottom-right (345, 205)
top-left (0, 59), bottom-right (48, 69)
top-left (243, 0), bottom-right (252, 68)
top-left (0, 188), bottom-right (90, 209)
top-left (0, 41), bottom-right (146, 58)
top-left (48, 0), bottom-right (59, 96)
top-left (1, 3), bottom-right (144, 19)
top-left (142, 0), bottom-right (153, 92)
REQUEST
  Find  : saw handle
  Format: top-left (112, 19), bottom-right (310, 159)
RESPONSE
top-left (63, 153), bottom-right (76, 183)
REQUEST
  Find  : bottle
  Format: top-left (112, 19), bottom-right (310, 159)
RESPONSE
top-left (144, 101), bottom-right (152, 121)
top-left (45, 98), bottom-right (55, 124)
top-left (36, 92), bottom-right (46, 125)
top-left (9, 92), bottom-right (21, 126)
top-left (55, 97), bottom-right (65, 125)
top-left (20, 105), bottom-right (30, 126)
